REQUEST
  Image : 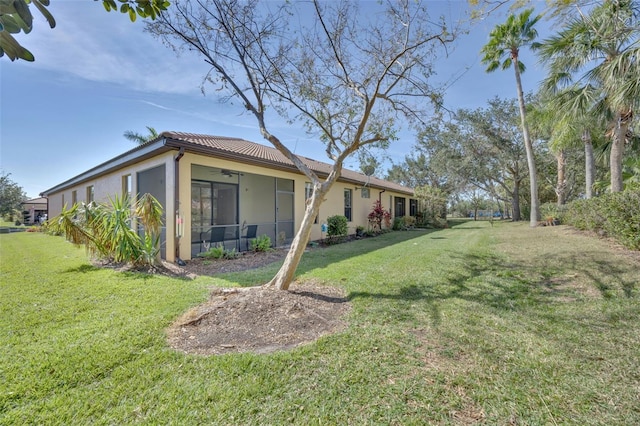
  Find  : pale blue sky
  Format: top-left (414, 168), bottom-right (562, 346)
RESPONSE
top-left (0, 1), bottom-right (551, 199)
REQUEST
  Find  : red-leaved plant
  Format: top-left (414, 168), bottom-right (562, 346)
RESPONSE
top-left (367, 200), bottom-right (391, 231)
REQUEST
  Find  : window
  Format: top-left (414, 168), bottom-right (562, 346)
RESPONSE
top-left (304, 182), bottom-right (318, 224)
top-left (192, 181), bottom-right (238, 228)
top-left (410, 199), bottom-right (418, 217)
top-left (122, 174), bottom-right (132, 197)
top-left (61, 194), bottom-right (65, 208)
top-left (394, 196), bottom-right (406, 217)
top-left (86, 185), bottom-right (94, 203)
top-left (361, 187), bottom-right (370, 198)
top-left (344, 189), bottom-right (352, 221)
top-left (71, 190), bottom-right (77, 206)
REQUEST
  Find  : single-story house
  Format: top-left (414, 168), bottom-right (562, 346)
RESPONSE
top-left (41, 131), bottom-right (416, 262)
top-left (21, 197), bottom-right (48, 225)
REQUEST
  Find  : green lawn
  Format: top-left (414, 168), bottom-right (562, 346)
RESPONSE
top-left (1, 221), bottom-right (638, 424)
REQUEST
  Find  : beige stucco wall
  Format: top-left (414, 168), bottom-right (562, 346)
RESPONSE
top-left (46, 149), bottom-right (412, 262)
top-left (48, 154), bottom-right (173, 216)
top-left (46, 153), bottom-right (178, 261)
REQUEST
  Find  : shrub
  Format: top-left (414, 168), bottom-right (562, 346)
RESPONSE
top-left (599, 191), bottom-right (640, 250)
top-left (368, 200), bottom-right (391, 230)
top-left (363, 229), bottom-right (377, 237)
top-left (251, 234), bottom-right (272, 252)
top-left (45, 193), bottom-right (163, 266)
top-left (414, 184), bottom-right (447, 225)
top-left (403, 216), bottom-right (416, 228)
top-left (197, 245), bottom-right (226, 259)
top-left (392, 216), bottom-right (404, 230)
top-left (565, 190), bottom-right (640, 250)
top-left (326, 215), bottom-right (348, 243)
top-left (565, 199), bottom-right (605, 231)
top-left (540, 203), bottom-right (569, 224)
top-left (199, 245), bottom-right (239, 259)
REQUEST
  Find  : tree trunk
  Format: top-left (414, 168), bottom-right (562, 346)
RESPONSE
top-left (511, 178), bottom-right (521, 221)
top-left (582, 129), bottom-right (595, 199)
top-left (266, 181), bottom-right (330, 290)
top-left (610, 111), bottom-right (629, 193)
top-left (513, 61), bottom-right (539, 226)
top-left (556, 149), bottom-right (567, 205)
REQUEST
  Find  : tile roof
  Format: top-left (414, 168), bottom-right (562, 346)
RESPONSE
top-left (162, 131), bottom-right (413, 195)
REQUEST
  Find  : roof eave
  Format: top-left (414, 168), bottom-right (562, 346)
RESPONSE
top-left (163, 137), bottom-right (413, 195)
top-left (41, 134), bottom-right (414, 197)
top-left (40, 139), bottom-right (172, 196)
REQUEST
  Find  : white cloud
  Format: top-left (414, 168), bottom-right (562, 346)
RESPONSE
top-left (20, 1), bottom-right (208, 95)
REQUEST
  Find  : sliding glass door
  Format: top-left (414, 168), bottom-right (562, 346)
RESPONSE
top-left (191, 180), bottom-right (238, 255)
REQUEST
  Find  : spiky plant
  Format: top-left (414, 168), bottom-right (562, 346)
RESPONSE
top-left (47, 193), bottom-right (164, 267)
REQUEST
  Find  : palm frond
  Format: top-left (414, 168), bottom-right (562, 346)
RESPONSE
top-left (135, 193), bottom-right (163, 236)
top-left (481, 8), bottom-right (541, 74)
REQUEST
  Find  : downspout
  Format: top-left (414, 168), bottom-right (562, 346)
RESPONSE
top-left (379, 189), bottom-right (386, 203)
top-left (174, 147), bottom-right (186, 265)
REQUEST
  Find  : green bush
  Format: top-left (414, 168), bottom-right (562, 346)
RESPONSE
top-left (392, 216), bottom-right (404, 230)
top-left (565, 190), bottom-right (640, 250)
top-left (403, 216), bottom-right (416, 228)
top-left (540, 203), bottom-right (569, 224)
top-left (250, 234), bottom-right (272, 252)
top-left (326, 215), bottom-right (348, 243)
top-left (198, 245), bottom-right (238, 259)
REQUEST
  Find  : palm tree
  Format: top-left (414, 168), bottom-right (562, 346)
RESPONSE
top-left (481, 9), bottom-right (541, 227)
top-left (531, 89), bottom-right (606, 200)
top-left (551, 87), bottom-right (609, 199)
top-left (538, 0), bottom-right (640, 192)
top-left (123, 126), bottom-right (159, 145)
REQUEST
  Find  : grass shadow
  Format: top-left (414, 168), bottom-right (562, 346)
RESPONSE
top-left (63, 264), bottom-right (100, 274)
top-left (222, 230), bottom-right (432, 286)
top-left (346, 243), bottom-right (638, 327)
top-left (346, 251), bottom-right (533, 311)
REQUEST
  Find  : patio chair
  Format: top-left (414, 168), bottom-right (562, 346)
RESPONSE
top-left (200, 226), bottom-right (226, 252)
top-left (242, 224), bottom-right (258, 251)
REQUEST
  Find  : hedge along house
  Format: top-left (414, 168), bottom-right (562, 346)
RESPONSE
top-left (41, 131), bottom-right (415, 263)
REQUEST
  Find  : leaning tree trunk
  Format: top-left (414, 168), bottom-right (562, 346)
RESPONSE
top-left (266, 181), bottom-right (330, 290)
top-left (256, 128), bottom-right (342, 291)
top-left (513, 61), bottom-right (539, 226)
top-left (610, 111), bottom-right (630, 193)
top-left (582, 129), bottom-right (595, 199)
top-left (556, 149), bottom-right (567, 206)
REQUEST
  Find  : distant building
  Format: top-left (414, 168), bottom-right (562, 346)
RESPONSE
top-left (21, 197), bottom-right (48, 225)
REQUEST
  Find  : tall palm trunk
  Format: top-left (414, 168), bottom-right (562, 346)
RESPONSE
top-left (513, 60), bottom-right (540, 226)
top-left (582, 129), bottom-right (595, 199)
top-left (610, 111), bottom-right (630, 193)
top-left (556, 149), bottom-right (567, 205)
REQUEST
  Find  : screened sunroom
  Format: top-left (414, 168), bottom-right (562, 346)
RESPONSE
top-left (190, 164), bottom-right (295, 257)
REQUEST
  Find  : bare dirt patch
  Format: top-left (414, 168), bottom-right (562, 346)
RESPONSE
top-left (184, 248), bottom-right (288, 275)
top-left (167, 281), bottom-right (351, 355)
top-left (166, 249), bottom-right (351, 355)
